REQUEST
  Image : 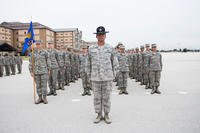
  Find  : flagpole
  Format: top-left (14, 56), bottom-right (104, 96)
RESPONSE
top-left (31, 41), bottom-right (36, 103)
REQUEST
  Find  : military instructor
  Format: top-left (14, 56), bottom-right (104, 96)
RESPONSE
top-left (88, 26), bottom-right (119, 124)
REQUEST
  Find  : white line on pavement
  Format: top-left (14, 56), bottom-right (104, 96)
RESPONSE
top-left (72, 99), bottom-right (81, 102)
top-left (112, 92), bottom-right (118, 95)
top-left (178, 91), bottom-right (188, 94)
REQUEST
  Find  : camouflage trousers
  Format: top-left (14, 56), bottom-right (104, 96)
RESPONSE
top-left (70, 65), bottom-right (75, 82)
top-left (0, 65), bottom-right (3, 77)
top-left (65, 66), bottom-right (70, 84)
top-left (143, 67), bottom-right (150, 86)
top-left (137, 66), bottom-right (143, 82)
top-left (80, 72), bottom-right (91, 89)
top-left (133, 65), bottom-right (137, 79)
top-left (75, 66), bottom-right (79, 79)
top-left (34, 74), bottom-right (48, 96)
top-left (129, 65), bottom-right (133, 78)
top-left (5, 65), bottom-right (10, 76)
top-left (10, 64), bottom-right (16, 74)
top-left (48, 69), bottom-right (58, 92)
top-left (149, 70), bottom-right (161, 88)
top-left (17, 64), bottom-right (22, 73)
top-left (92, 81), bottom-right (112, 114)
top-left (58, 67), bottom-right (65, 84)
top-left (118, 71), bottom-right (128, 88)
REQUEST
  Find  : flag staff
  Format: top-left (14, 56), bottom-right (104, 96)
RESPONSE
top-left (31, 41), bottom-right (36, 103)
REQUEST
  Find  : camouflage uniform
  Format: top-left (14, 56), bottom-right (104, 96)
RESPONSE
top-left (115, 51), bottom-right (120, 86)
top-left (10, 55), bottom-right (16, 75)
top-left (47, 48), bottom-right (59, 95)
top-left (88, 43), bottom-right (119, 114)
top-left (135, 50), bottom-right (140, 82)
top-left (29, 49), bottom-right (50, 98)
top-left (132, 53), bottom-right (137, 79)
top-left (70, 52), bottom-right (76, 82)
top-left (0, 55), bottom-right (5, 77)
top-left (143, 50), bottom-right (151, 88)
top-left (148, 50), bottom-right (162, 94)
top-left (79, 53), bottom-right (91, 95)
top-left (74, 53), bottom-right (80, 80)
top-left (57, 50), bottom-right (65, 89)
top-left (64, 51), bottom-right (71, 85)
top-left (118, 52), bottom-right (129, 94)
top-left (4, 55), bottom-right (11, 76)
top-left (16, 55), bottom-right (23, 74)
top-left (127, 53), bottom-right (133, 78)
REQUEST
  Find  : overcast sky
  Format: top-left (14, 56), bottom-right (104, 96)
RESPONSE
top-left (1, 0), bottom-right (200, 49)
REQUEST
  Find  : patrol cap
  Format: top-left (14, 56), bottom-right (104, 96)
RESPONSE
top-left (47, 41), bottom-right (54, 45)
top-left (116, 42), bottom-right (123, 48)
top-left (94, 26), bottom-right (109, 35)
top-left (145, 44), bottom-right (150, 47)
top-left (135, 47), bottom-right (139, 50)
top-left (35, 40), bottom-right (42, 45)
top-left (67, 45), bottom-right (73, 49)
top-left (151, 44), bottom-right (157, 48)
top-left (140, 45), bottom-right (144, 49)
top-left (81, 45), bottom-right (88, 49)
top-left (119, 45), bottom-right (125, 49)
top-left (118, 42), bottom-right (123, 45)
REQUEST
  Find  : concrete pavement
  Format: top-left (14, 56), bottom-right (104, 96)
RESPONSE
top-left (0, 53), bottom-right (200, 133)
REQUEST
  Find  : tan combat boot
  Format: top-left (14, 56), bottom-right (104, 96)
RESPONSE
top-left (155, 87), bottom-right (161, 94)
top-left (35, 95), bottom-right (43, 104)
top-left (42, 95), bottom-right (48, 104)
top-left (151, 87), bottom-right (156, 94)
top-left (104, 113), bottom-right (112, 124)
top-left (94, 113), bottom-right (103, 124)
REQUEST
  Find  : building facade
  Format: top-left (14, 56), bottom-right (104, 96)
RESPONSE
top-left (54, 28), bottom-right (82, 49)
top-left (0, 22), bottom-right (82, 52)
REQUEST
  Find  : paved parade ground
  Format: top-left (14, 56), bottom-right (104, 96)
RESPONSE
top-left (0, 53), bottom-right (200, 133)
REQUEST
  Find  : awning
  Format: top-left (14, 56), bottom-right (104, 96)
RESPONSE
top-left (0, 42), bottom-right (17, 51)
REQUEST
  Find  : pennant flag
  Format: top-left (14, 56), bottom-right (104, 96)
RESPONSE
top-left (22, 21), bottom-right (35, 55)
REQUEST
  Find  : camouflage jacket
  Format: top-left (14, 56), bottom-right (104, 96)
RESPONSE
top-left (79, 54), bottom-right (88, 73)
top-left (29, 49), bottom-right (51, 75)
top-left (148, 52), bottom-right (162, 71)
top-left (16, 56), bottom-right (23, 65)
top-left (118, 53), bottom-right (129, 72)
top-left (47, 48), bottom-right (59, 69)
top-left (143, 50), bottom-right (151, 68)
top-left (57, 50), bottom-right (65, 67)
top-left (88, 43), bottom-right (119, 81)
top-left (0, 56), bottom-right (5, 65)
top-left (64, 51), bottom-right (71, 67)
top-left (4, 56), bottom-right (11, 65)
top-left (10, 56), bottom-right (16, 65)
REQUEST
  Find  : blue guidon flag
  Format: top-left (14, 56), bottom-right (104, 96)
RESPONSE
top-left (22, 21), bottom-right (35, 55)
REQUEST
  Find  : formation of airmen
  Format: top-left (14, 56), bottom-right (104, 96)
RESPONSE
top-left (29, 41), bottom-right (82, 104)
top-left (28, 26), bottom-right (163, 124)
top-left (27, 42), bottom-right (163, 105)
top-left (115, 43), bottom-right (163, 95)
top-left (0, 53), bottom-right (23, 77)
